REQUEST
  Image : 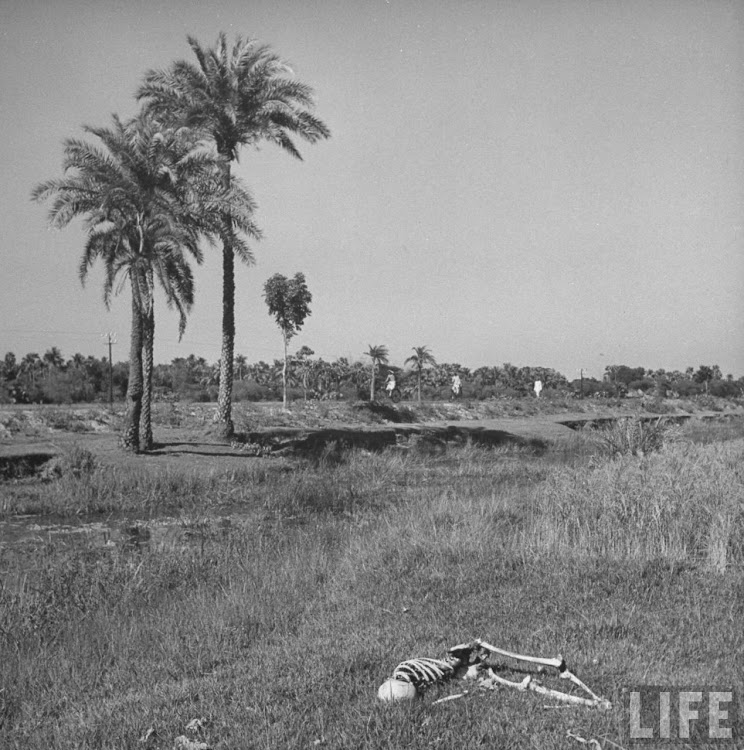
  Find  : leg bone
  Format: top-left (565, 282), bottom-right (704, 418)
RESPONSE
top-left (559, 669), bottom-right (609, 707)
top-left (480, 668), bottom-right (609, 709)
top-left (476, 640), bottom-right (566, 671)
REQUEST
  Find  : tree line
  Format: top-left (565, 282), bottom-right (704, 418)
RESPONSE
top-left (32, 33), bottom-right (330, 451)
top-left (2, 346), bottom-right (741, 405)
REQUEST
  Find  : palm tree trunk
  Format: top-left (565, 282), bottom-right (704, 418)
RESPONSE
top-left (216, 163), bottom-right (235, 438)
top-left (282, 331), bottom-right (288, 409)
top-left (121, 291), bottom-right (143, 452)
top-left (418, 370), bottom-right (422, 403)
top-left (370, 363), bottom-right (376, 401)
top-left (140, 300), bottom-right (154, 451)
top-left (216, 243), bottom-right (235, 437)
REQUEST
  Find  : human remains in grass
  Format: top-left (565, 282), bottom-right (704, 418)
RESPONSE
top-left (377, 639), bottom-right (611, 710)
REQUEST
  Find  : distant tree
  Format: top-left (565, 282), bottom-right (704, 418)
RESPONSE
top-left (69, 353), bottom-right (86, 371)
top-left (263, 272), bottom-right (313, 408)
top-left (693, 365), bottom-right (721, 393)
top-left (139, 33), bottom-right (329, 437)
top-left (405, 346), bottom-right (437, 403)
top-left (294, 345), bottom-right (315, 400)
top-left (501, 362), bottom-right (520, 389)
top-left (604, 365), bottom-right (645, 388)
top-left (2, 352), bottom-right (18, 381)
top-left (234, 354), bottom-right (248, 381)
top-left (43, 347), bottom-right (64, 373)
top-left (708, 378), bottom-right (739, 398)
top-left (365, 345), bottom-right (389, 401)
top-left (20, 353), bottom-right (42, 390)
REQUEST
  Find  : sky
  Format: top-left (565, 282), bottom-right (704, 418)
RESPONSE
top-left (1, 0), bottom-right (742, 380)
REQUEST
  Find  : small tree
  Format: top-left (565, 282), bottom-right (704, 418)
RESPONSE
top-left (405, 346), bottom-right (437, 403)
top-left (263, 273), bottom-right (312, 408)
top-left (694, 365), bottom-right (721, 394)
top-left (365, 345), bottom-right (389, 401)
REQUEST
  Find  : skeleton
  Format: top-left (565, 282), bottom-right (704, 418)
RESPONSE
top-left (380, 639), bottom-right (611, 710)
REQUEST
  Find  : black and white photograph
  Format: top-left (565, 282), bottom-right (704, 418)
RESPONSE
top-left (1, 1), bottom-right (742, 747)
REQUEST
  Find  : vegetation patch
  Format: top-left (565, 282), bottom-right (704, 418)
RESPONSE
top-left (593, 415), bottom-right (681, 457)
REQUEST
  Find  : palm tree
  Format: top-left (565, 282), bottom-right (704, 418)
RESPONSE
top-left (234, 354), bottom-right (248, 382)
top-left (2, 352), bottom-right (18, 382)
top-left (365, 345), bottom-right (389, 401)
top-left (32, 114), bottom-right (230, 450)
top-left (43, 346), bottom-right (64, 371)
top-left (20, 353), bottom-right (41, 389)
top-left (70, 353), bottom-right (86, 371)
top-left (42, 347), bottom-right (65, 384)
top-left (138, 32), bottom-right (331, 438)
top-left (294, 345), bottom-right (315, 400)
top-left (405, 346), bottom-right (437, 403)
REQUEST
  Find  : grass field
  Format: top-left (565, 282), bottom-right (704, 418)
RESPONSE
top-left (1, 406), bottom-right (743, 749)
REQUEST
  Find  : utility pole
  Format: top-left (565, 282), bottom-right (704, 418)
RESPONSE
top-left (102, 332), bottom-right (116, 407)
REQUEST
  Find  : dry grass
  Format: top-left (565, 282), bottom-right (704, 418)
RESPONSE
top-left (1, 422), bottom-right (743, 748)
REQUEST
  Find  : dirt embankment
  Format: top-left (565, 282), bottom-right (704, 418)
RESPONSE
top-left (2, 397), bottom-right (743, 472)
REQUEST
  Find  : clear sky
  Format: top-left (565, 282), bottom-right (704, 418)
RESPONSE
top-left (1, 0), bottom-right (742, 379)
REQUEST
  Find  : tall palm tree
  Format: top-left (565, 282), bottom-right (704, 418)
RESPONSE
top-left (138, 32), bottom-right (331, 438)
top-left (70, 353), bottom-right (86, 371)
top-left (405, 346), bottom-right (437, 403)
top-left (365, 345), bottom-right (389, 401)
top-left (233, 354), bottom-right (248, 382)
top-left (2, 352), bottom-right (18, 382)
top-left (32, 114), bottom-right (232, 450)
top-left (139, 241), bottom-right (197, 450)
top-left (42, 347), bottom-right (65, 385)
top-left (20, 353), bottom-right (42, 389)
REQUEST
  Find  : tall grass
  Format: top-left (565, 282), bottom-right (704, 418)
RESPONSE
top-left (524, 441), bottom-right (744, 567)
top-left (2, 434), bottom-right (743, 748)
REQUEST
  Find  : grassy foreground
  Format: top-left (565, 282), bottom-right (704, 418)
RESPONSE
top-left (1, 424), bottom-right (743, 748)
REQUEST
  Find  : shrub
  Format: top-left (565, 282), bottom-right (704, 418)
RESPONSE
top-left (39, 444), bottom-right (97, 480)
top-left (695, 394), bottom-right (724, 411)
top-left (541, 387), bottom-right (570, 401)
top-left (595, 416), bottom-right (678, 457)
top-left (628, 378), bottom-right (656, 393)
top-left (643, 398), bottom-right (676, 414)
top-left (670, 379), bottom-right (703, 397)
top-left (708, 379), bottom-right (741, 398)
top-left (37, 407), bottom-right (92, 432)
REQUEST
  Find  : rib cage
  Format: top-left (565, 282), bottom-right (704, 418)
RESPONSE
top-left (392, 657), bottom-right (457, 686)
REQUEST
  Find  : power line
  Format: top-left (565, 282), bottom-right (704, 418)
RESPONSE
top-left (0, 328), bottom-right (111, 336)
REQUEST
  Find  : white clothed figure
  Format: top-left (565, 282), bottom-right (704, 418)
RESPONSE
top-left (451, 375), bottom-right (461, 396)
top-left (534, 380), bottom-right (543, 398)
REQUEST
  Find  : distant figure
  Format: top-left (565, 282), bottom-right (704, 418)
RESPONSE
top-left (534, 380), bottom-right (543, 398)
top-left (451, 374), bottom-right (462, 399)
top-left (385, 371), bottom-right (397, 396)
